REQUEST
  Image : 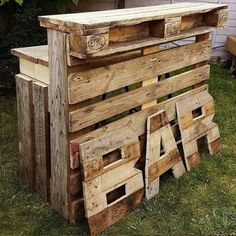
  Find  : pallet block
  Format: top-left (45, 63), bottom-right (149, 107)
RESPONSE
top-left (176, 90), bottom-right (221, 171)
top-left (145, 110), bottom-right (185, 200)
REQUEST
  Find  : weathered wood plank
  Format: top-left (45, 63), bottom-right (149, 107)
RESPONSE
top-left (69, 65), bottom-right (210, 132)
top-left (79, 127), bottom-right (138, 163)
top-left (33, 81), bottom-right (50, 201)
top-left (81, 142), bottom-right (140, 181)
top-left (68, 40), bottom-right (211, 104)
top-left (83, 171), bottom-right (143, 217)
top-left (11, 45), bottom-right (48, 67)
top-left (16, 74), bottom-right (35, 191)
top-left (47, 29), bottom-right (70, 219)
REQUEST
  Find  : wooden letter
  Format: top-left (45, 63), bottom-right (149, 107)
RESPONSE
top-left (145, 110), bottom-right (185, 200)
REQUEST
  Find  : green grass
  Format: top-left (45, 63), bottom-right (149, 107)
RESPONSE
top-left (0, 63), bottom-right (236, 235)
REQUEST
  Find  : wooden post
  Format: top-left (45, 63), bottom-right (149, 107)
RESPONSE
top-left (47, 29), bottom-right (70, 219)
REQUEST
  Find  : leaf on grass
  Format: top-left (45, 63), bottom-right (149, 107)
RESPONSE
top-left (72, 0), bottom-right (80, 6)
top-left (0, 0), bottom-right (9, 6)
top-left (15, 0), bottom-right (24, 5)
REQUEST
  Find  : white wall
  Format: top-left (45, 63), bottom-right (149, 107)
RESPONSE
top-left (125, 0), bottom-right (236, 60)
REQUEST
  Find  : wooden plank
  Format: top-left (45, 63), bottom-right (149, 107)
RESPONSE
top-left (70, 85), bottom-right (208, 169)
top-left (69, 65), bottom-right (210, 132)
top-left (16, 74), bottom-right (35, 191)
top-left (81, 141), bottom-right (140, 181)
top-left (176, 90), bottom-right (221, 171)
top-left (68, 39), bottom-right (211, 104)
top-left (141, 45), bottom-right (160, 110)
top-left (47, 29), bottom-right (69, 219)
top-left (79, 127), bottom-right (138, 163)
top-left (145, 110), bottom-right (185, 199)
top-left (88, 188), bottom-right (144, 236)
top-left (193, 32), bottom-right (210, 88)
top-left (83, 171), bottom-right (143, 217)
top-left (33, 81), bottom-right (50, 201)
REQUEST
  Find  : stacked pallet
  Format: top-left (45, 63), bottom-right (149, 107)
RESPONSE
top-left (12, 2), bottom-right (227, 235)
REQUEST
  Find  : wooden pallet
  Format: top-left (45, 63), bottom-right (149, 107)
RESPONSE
top-left (39, 3), bottom-right (228, 59)
top-left (12, 3), bottom-right (228, 235)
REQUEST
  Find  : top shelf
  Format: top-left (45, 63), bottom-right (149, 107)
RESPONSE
top-left (39, 3), bottom-right (227, 33)
top-left (39, 3), bottom-right (228, 59)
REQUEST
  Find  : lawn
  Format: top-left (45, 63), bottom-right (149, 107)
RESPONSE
top-left (0, 63), bottom-right (236, 235)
